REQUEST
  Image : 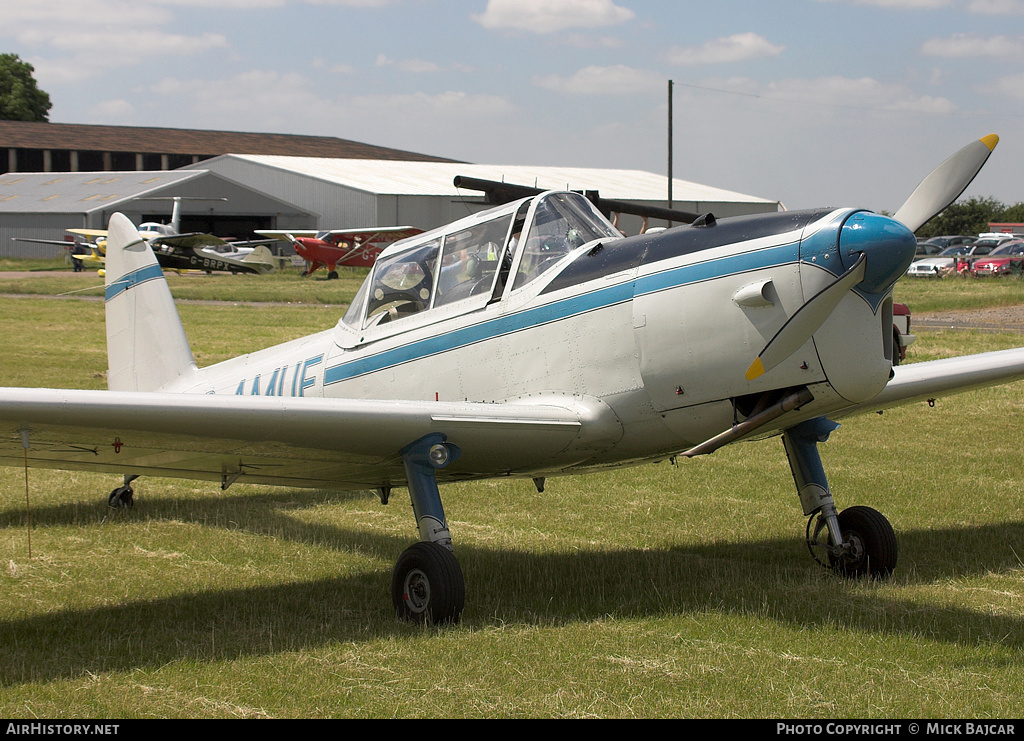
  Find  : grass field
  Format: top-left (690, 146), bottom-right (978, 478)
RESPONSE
top-left (0, 267), bottom-right (1022, 718)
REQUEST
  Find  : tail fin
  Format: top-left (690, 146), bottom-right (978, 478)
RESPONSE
top-left (243, 244), bottom-right (276, 273)
top-left (104, 212), bottom-right (198, 392)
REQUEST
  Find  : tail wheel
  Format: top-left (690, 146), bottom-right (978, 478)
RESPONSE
top-left (828, 505), bottom-right (898, 579)
top-left (391, 541), bottom-right (465, 624)
top-left (107, 486), bottom-right (134, 509)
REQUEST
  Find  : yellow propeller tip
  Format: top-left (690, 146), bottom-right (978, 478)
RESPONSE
top-left (981, 134), bottom-right (999, 151)
top-left (745, 358), bottom-right (765, 381)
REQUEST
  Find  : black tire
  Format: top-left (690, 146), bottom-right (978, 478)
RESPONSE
top-left (829, 506), bottom-right (897, 579)
top-left (107, 486), bottom-right (134, 509)
top-left (391, 541), bottom-right (465, 624)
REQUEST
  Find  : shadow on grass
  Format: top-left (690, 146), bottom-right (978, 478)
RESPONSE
top-left (1, 489), bottom-right (1023, 686)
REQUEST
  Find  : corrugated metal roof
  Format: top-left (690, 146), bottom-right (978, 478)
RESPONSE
top-left (0, 120), bottom-right (459, 162)
top-left (226, 155), bottom-right (774, 204)
top-left (0, 170), bottom-right (205, 213)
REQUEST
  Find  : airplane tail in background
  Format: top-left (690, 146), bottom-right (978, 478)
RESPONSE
top-left (243, 244), bottom-right (276, 273)
top-left (104, 213), bottom-right (198, 392)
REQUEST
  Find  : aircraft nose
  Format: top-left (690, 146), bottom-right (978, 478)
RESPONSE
top-left (837, 211), bottom-right (917, 295)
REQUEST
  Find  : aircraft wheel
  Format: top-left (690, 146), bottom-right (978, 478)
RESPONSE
top-left (327, 270), bottom-right (339, 280)
top-left (107, 486), bottom-right (134, 509)
top-left (828, 506), bottom-right (897, 579)
top-left (391, 541), bottom-right (465, 624)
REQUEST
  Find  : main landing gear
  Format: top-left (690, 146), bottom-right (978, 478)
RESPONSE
top-left (391, 434), bottom-right (466, 624)
top-left (108, 474), bottom-right (139, 509)
top-left (783, 418), bottom-right (898, 579)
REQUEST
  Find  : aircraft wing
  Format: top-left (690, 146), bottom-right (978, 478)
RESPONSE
top-left (838, 347), bottom-right (1024, 418)
top-left (255, 230), bottom-right (318, 242)
top-left (319, 226), bottom-right (424, 242)
top-left (12, 238), bottom-right (80, 247)
top-left (226, 238), bottom-right (281, 248)
top-left (0, 389), bottom-right (620, 491)
top-left (255, 228), bottom-right (423, 245)
top-left (151, 233), bottom-right (230, 250)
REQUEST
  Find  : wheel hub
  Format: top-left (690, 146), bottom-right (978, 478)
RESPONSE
top-left (403, 568), bottom-right (431, 614)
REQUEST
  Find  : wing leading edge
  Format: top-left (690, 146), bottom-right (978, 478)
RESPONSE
top-left (0, 389), bottom-right (622, 490)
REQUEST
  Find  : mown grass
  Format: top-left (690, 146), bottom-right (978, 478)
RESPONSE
top-left (895, 273), bottom-right (1024, 313)
top-left (0, 261), bottom-right (367, 306)
top-left (0, 267), bottom-right (1022, 718)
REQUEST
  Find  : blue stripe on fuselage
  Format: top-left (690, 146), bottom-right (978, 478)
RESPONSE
top-left (104, 264), bottom-right (164, 301)
top-left (323, 240), bottom-right (802, 386)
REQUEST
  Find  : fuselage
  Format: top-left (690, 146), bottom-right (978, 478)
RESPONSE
top-left (294, 236), bottom-right (380, 269)
top-left (167, 192), bottom-right (916, 474)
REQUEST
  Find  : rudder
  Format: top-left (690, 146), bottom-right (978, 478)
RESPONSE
top-left (105, 212), bottom-right (197, 392)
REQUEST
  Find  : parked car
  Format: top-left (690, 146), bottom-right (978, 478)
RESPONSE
top-left (906, 244), bottom-right (975, 277)
top-left (915, 235), bottom-right (975, 257)
top-left (893, 302), bottom-right (914, 365)
top-left (970, 239), bottom-right (1024, 276)
top-left (906, 235), bottom-right (1012, 277)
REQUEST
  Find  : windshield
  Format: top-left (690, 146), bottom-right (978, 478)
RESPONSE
top-left (991, 241), bottom-right (1024, 255)
top-left (512, 192), bottom-right (620, 290)
top-left (434, 213), bottom-right (513, 307)
top-left (361, 239), bottom-right (440, 325)
top-left (339, 191), bottom-right (620, 333)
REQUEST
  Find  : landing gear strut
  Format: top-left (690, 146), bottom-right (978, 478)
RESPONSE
top-left (391, 434), bottom-right (465, 624)
top-left (783, 418), bottom-right (898, 579)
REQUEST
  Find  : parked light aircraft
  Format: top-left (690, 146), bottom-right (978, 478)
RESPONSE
top-left (14, 220), bottom-right (277, 276)
top-left (1, 135), bottom-right (1017, 624)
top-left (257, 226), bottom-right (424, 277)
top-left (12, 231), bottom-right (106, 271)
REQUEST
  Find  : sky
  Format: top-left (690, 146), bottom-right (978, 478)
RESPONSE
top-left (4, 0), bottom-right (1023, 215)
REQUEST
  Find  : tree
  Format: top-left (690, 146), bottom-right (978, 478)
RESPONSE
top-left (0, 53), bottom-right (51, 122)
top-left (916, 196), bottom-right (1005, 239)
top-left (997, 202), bottom-right (1024, 224)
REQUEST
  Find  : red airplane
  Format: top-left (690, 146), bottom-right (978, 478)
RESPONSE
top-left (258, 226), bottom-right (423, 278)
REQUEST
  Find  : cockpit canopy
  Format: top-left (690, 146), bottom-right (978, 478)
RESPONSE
top-left (341, 191), bottom-right (622, 330)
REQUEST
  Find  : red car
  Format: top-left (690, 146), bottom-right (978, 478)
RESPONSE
top-left (970, 239), bottom-right (1024, 276)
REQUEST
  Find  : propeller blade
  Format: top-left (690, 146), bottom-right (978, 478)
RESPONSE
top-left (746, 254), bottom-right (867, 381)
top-left (893, 134), bottom-right (999, 232)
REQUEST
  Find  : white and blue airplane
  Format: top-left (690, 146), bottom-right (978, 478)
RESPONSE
top-left (0, 135), bottom-right (1016, 624)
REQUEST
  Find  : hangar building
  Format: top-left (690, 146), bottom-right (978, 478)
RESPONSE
top-left (184, 154), bottom-right (779, 239)
top-left (0, 120), bottom-right (456, 175)
top-left (0, 122), bottom-right (779, 258)
top-left (0, 169), bottom-right (311, 257)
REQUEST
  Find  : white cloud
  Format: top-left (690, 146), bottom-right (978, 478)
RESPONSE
top-left (136, 72), bottom-right (517, 136)
top-left (87, 98), bottom-right (137, 121)
top-left (764, 76), bottom-right (956, 113)
top-left (346, 90), bottom-right (517, 122)
top-left (967, 0), bottom-right (1024, 13)
top-left (533, 65), bottom-right (663, 95)
top-left (312, 58), bottom-right (356, 75)
top-left (981, 72), bottom-right (1024, 98)
top-left (921, 33), bottom-right (1024, 59)
top-left (375, 55), bottom-right (441, 74)
top-left (665, 33), bottom-right (784, 66)
top-left (813, 0), bottom-right (951, 8)
top-left (25, 31), bottom-right (230, 84)
top-left (3, 0), bottom-right (230, 83)
top-left (3, 0), bottom-right (173, 28)
top-left (472, 0), bottom-right (635, 34)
